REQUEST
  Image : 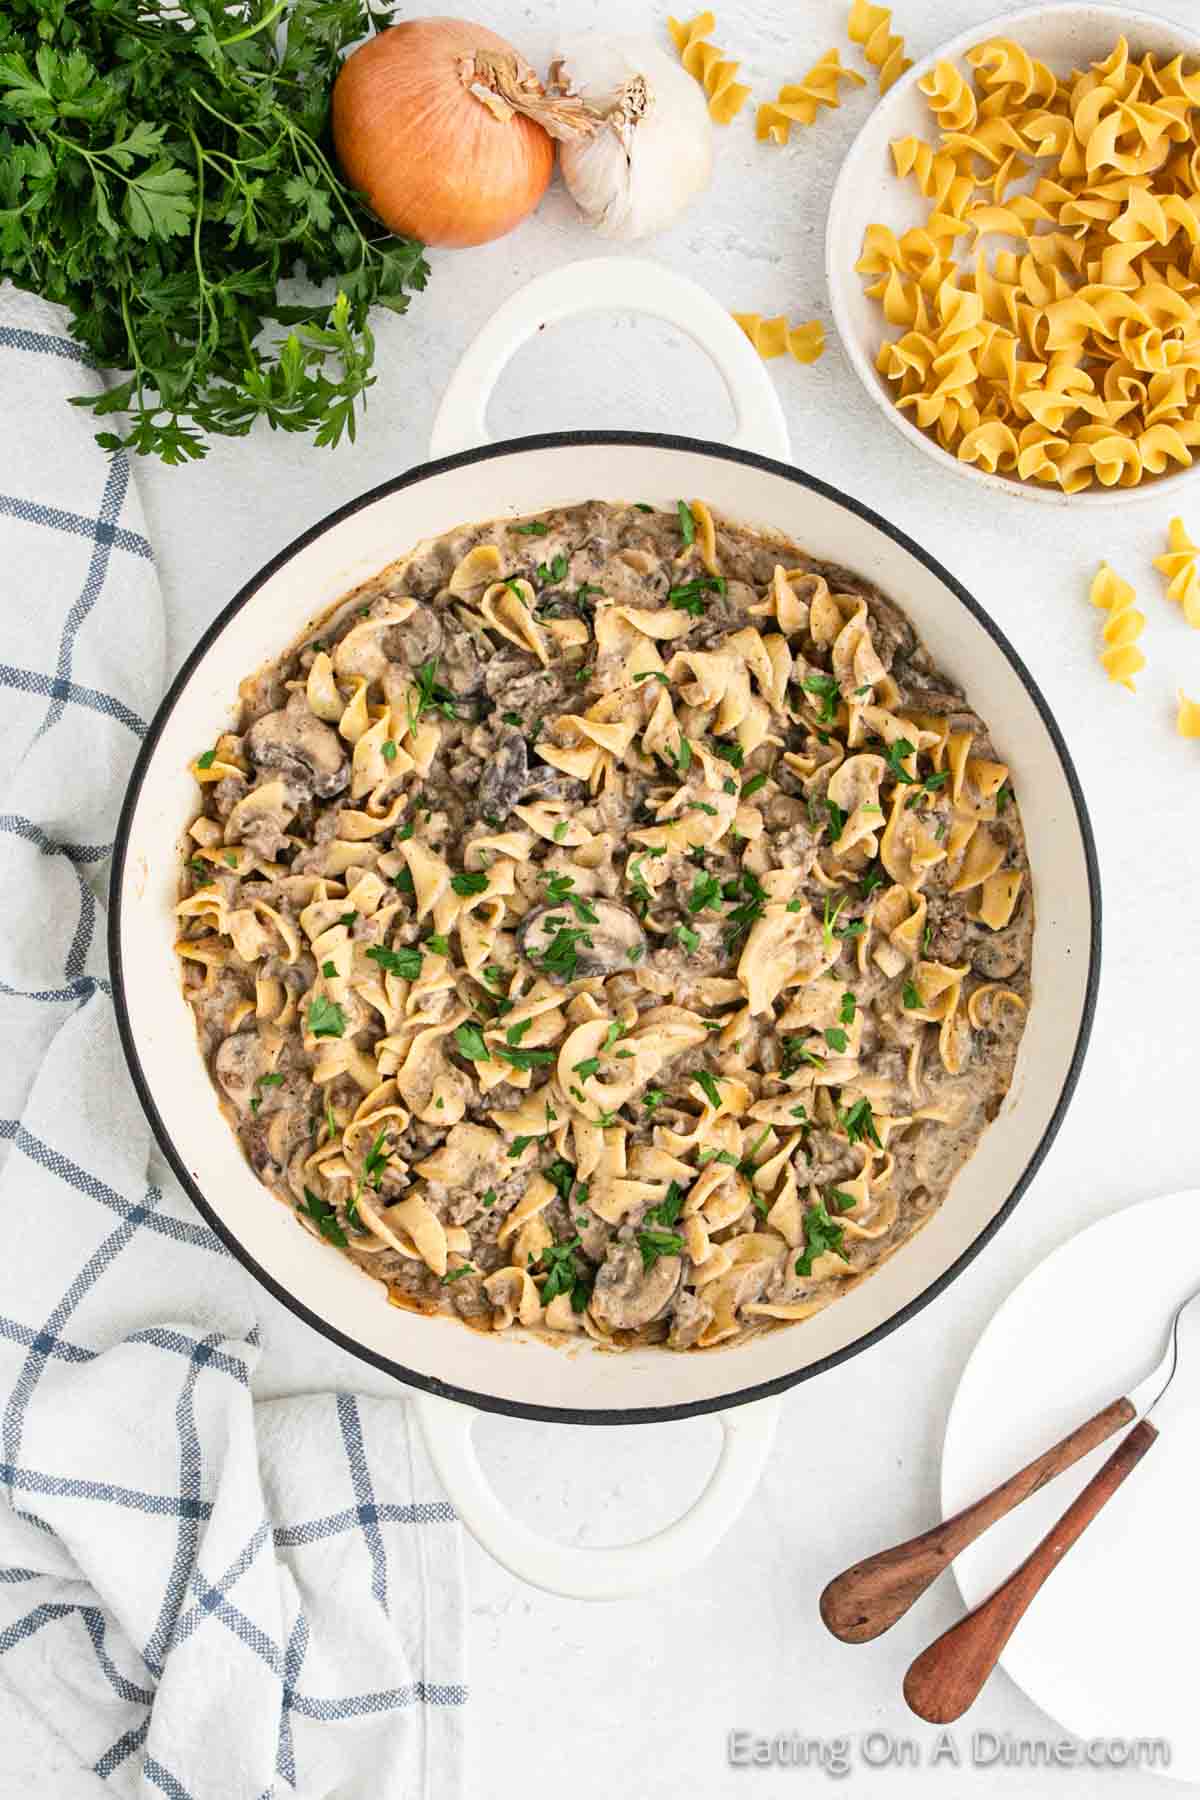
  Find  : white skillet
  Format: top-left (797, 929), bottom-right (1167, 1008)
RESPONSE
top-left (110, 257), bottom-right (1100, 1599)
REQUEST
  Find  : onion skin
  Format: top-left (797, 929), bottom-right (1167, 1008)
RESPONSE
top-left (332, 19), bottom-right (555, 249)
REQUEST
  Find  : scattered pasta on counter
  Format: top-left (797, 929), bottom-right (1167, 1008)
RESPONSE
top-left (1178, 691), bottom-right (1200, 735)
top-left (756, 51), bottom-right (865, 145)
top-left (857, 37), bottom-right (1200, 493)
top-left (733, 313), bottom-right (825, 363)
top-left (1090, 562), bottom-right (1146, 692)
top-left (847, 0), bottom-right (911, 96)
top-left (1153, 517), bottom-right (1200, 626)
top-left (667, 11), bottom-right (750, 123)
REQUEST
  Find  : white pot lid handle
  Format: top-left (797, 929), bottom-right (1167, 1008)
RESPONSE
top-left (412, 1388), bottom-right (780, 1600)
top-left (429, 256), bottom-right (791, 464)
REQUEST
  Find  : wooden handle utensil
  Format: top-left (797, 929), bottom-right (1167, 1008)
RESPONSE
top-left (819, 1396), bottom-right (1136, 1644)
top-left (903, 1418), bottom-right (1159, 1723)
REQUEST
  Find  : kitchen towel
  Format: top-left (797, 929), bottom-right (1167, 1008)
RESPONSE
top-left (0, 285), bottom-right (467, 1800)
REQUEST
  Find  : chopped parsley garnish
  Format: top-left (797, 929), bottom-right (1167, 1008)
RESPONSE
top-left (381, 739), bottom-right (398, 762)
top-left (724, 778), bottom-right (737, 795)
top-left (481, 1188), bottom-right (497, 1209)
top-left (840, 991), bottom-right (856, 1025)
top-left (196, 749), bottom-right (216, 770)
top-left (637, 1227), bottom-right (684, 1272)
top-left (508, 1134), bottom-right (545, 1158)
top-left (552, 822), bottom-right (569, 843)
top-left (573, 1056), bottom-right (601, 1079)
top-left (454, 1022), bottom-right (490, 1062)
top-left (822, 893), bottom-right (847, 949)
top-left (188, 858), bottom-right (213, 887)
top-left (321, 960), bottom-right (337, 979)
top-left (996, 783), bottom-right (1012, 814)
top-left (495, 1043), bottom-right (555, 1071)
top-left (742, 771), bottom-right (767, 799)
top-left (802, 673), bottom-right (840, 725)
top-left (451, 870), bottom-right (489, 897)
top-left (512, 520), bottom-right (549, 536)
top-left (677, 498), bottom-right (695, 544)
top-left (634, 670), bottom-right (669, 686)
top-left (824, 797), bottom-right (848, 841)
top-left (693, 1070), bottom-right (723, 1109)
top-left (829, 1189), bottom-right (858, 1213)
top-left (824, 1027), bottom-right (849, 1053)
top-left (410, 658), bottom-right (458, 726)
top-left (722, 868), bottom-right (767, 951)
top-left (442, 1264), bottom-right (476, 1282)
top-left (643, 1088), bottom-right (664, 1112)
top-left (541, 872), bottom-right (599, 924)
top-left (307, 996), bottom-right (346, 1039)
top-left (668, 576), bottom-right (726, 616)
top-left (249, 1071), bottom-right (284, 1115)
top-left (861, 864), bottom-right (886, 897)
top-left (425, 933), bottom-right (450, 956)
top-left (392, 868), bottom-right (415, 895)
top-left (673, 734), bottom-right (693, 772)
top-left (538, 1235), bottom-right (592, 1310)
top-left (838, 1096), bottom-right (882, 1149)
top-left (366, 944), bottom-right (422, 980)
top-left (674, 923), bottom-right (700, 952)
top-left (627, 855), bottom-right (655, 916)
top-left (711, 737), bottom-right (744, 769)
top-left (535, 552), bottom-right (569, 587)
top-left (502, 711), bottom-right (523, 727)
top-left (781, 1036), bottom-right (825, 1076)
top-left (902, 980), bottom-right (922, 1010)
top-left (644, 1180), bottom-right (686, 1230)
top-left (795, 1199), bottom-right (849, 1277)
top-left (545, 1159), bottom-right (577, 1203)
top-left (686, 800), bottom-right (718, 816)
top-left (688, 873), bottom-right (721, 914)
top-left (534, 925), bottom-right (593, 981)
top-left (299, 1186), bottom-right (347, 1249)
top-left (883, 738), bottom-right (917, 784)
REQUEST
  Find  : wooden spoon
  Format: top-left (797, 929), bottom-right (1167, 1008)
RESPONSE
top-left (821, 1285), bottom-right (1200, 1651)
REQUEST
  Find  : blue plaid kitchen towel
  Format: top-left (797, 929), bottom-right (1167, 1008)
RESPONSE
top-left (0, 285), bottom-right (467, 1800)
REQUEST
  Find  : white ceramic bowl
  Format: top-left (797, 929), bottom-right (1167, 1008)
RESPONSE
top-left (110, 260), bottom-right (1100, 1598)
top-left (826, 2), bottom-right (1200, 506)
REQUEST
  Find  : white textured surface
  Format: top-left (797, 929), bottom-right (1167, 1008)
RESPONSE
top-left (12, 0), bottom-right (1200, 1791)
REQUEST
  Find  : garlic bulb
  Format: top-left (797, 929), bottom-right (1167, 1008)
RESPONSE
top-left (550, 35), bottom-right (713, 241)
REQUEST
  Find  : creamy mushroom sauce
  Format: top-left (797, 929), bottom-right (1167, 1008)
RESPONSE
top-left (176, 500), bottom-right (1032, 1352)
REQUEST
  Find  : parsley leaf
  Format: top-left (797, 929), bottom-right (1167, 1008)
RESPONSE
top-left (688, 873), bottom-right (721, 914)
top-left (451, 870), bottom-right (489, 897)
top-left (883, 738), bottom-right (917, 784)
top-left (838, 1097), bottom-right (882, 1149)
top-left (511, 520), bottom-right (549, 536)
top-left (674, 922), bottom-right (700, 952)
top-left (668, 576), bottom-right (726, 616)
top-left (299, 1186), bottom-right (346, 1249)
top-left (693, 1070), bottom-right (723, 1109)
top-left (824, 1027), bottom-right (849, 1052)
top-left (307, 995), bottom-right (345, 1039)
top-left (839, 991), bottom-right (856, 1025)
top-left (454, 1022), bottom-right (490, 1063)
top-left (795, 1199), bottom-right (849, 1277)
top-left (802, 673), bottom-right (840, 725)
top-left (902, 980), bottom-right (922, 1009)
top-left (677, 498), bottom-right (695, 545)
top-left (366, 944), bottom-right (422, 980)
top-left (637, 1227), bottom-right (684, 1272)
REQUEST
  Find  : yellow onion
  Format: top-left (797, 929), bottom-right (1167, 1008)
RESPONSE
top-left (332, 18), bottom-right (595, 249)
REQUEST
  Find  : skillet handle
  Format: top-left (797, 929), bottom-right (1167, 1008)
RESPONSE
top-left (411, 1389), bottom-right (779, 1600)
top-left (428, 257), bottom-right (791, 463)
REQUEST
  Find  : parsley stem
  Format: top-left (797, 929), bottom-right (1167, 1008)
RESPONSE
top-left (217, 0), bottom-right (291, 46)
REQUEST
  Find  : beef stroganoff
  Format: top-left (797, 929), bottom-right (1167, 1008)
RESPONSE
top-left (176, 500), bottom-right (1032, 1351)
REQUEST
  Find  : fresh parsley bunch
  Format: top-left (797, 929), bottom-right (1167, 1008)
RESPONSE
top-left (0, 0), bottom-right (430, 464)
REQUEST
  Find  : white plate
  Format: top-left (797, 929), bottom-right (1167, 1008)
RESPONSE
top-left (943, 1191), bottom-right (1200, 1777)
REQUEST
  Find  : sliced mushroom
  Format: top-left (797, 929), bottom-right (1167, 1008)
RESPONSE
top-left (968, 918), bottom-right (1027, 979)
top-left (383, 606), bottom-right (443, 670)
top-left (477, 731), bottom-right (527, 821)
top-left (245, 690), bottom-right (349, 799)
top-left (590, 1241), bottom-right (682, 1332)
top-left (518, 898), bottom-right (646, 981)
top-left (214, 1031), bottom-right (268, 1112)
